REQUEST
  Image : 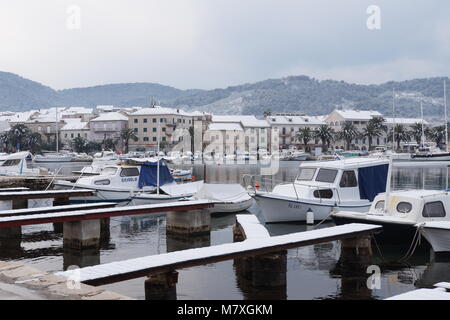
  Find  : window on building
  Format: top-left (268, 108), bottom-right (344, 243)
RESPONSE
top-left (143, 119), bottom-right (147, 123)
top-left (134, 119), bottom-right (138, 123)
top-left (162, 137), bottom-right (166, 142)
top-left (143, 137), bottom-right (149, 142)
top-left (153, 128), bottom-right (157, 132)
top-left (152, 118), bottom-right (156, 123)
top-left (162, 127), bottom-right (166, 132)
top-left (153, 137), bottom-right (156, 142)
top-left (71, 133), bottom-right (74, 138)
top-left (134, 128), bottom-right (138, 132)
top-left (143, 128), bottom-right (147, 132)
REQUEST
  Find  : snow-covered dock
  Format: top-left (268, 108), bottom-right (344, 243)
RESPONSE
top-left (386, 282), bottom-right (450, 300)
top-left (55, 223), bottom-right (382, 285)
top-left (235, 214), bottom-right (270, 239)
top-left (0, 189), bottom-right (95, 201)
top-left (0, 202), bottom-right (116, 217)
top-left (0, 200), bottom-right (213, 227)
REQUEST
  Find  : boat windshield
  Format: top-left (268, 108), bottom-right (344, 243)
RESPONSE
top-left (315, 168), bottom-right (338, 183)
top-left (1, 159), bottom-right (21, 167)
top-left (296, 168), bottom-right (316, 181)
top-left (101, 167), bottom-right (118, 176)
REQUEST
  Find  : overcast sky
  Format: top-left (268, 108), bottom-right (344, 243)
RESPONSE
top-left (0, 0), bottom-right (449, 90)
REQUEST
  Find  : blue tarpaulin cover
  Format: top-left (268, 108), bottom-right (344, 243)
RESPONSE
top-left (138, 162), bottom-right (174, 188)
top-left (358, 164), bottom-right (389, 202)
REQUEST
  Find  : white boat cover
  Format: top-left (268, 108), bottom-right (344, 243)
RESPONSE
top-left (196, 184), bottom-right (252, 203)
top-left (160, 181), bottom-right (204, 196)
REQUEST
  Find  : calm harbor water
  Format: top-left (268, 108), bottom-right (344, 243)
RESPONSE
top-left (5, 160), bottom-right (450, 300)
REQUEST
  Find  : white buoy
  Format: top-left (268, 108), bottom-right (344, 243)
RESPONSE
top-left (306, 210), bottom-right (314, 225)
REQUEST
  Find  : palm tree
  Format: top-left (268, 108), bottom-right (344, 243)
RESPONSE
top-left (263, 110), bottom-right (272, 118)
top-left (427, 125), bottom-right (446, 148)
top-left (410, 122), bottom-right (426, 145)
top-left (337, 122), bottom-right (360, 151)
top-left (295, 127), bottom-right (313, 152)
top-left (120, 129), bottom-right (138, 154)
top-left (362, 118), bottom-right (386, 151)
top-left (8, 124), bottom-right (32, 151)
top-left (388, 124), bottom-right (411, 150)
top-left (24, 132), bottom-right (42, 153)
top-left (0, 132), bottom-right (9, 152)
top-left (314, 125), bottom-right (334, 152)
top-left (103, 138), bottom-right (117, 151)
top-left (188, 126), bottom-right (195, 154)
top-left (71, 136), bottom-right (88, 153)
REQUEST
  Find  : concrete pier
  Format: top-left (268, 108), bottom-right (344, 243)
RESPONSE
top-left (0, 260), bottom-right (132, 300)
top-left (144, 271), bottom-right (178, 300)
top-left (63, 219), bottom-right (101, 250)
top-left (166, 209), bottom-right (210, 236)
top-left (52, 197), bottom-right (69, 233)
top-left (63, 248), bottom-right (101, 270)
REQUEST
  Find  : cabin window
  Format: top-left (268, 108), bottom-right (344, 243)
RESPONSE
top-left (297, 168), bottom-right (316, 181)
top-left (375, 200), bottom-right (385, 211)
top-left (315, 169), bottom-right (338, 183)
top-left (1, 159), bottom-right (21, 167)
top-left (422, 201), bottom-right (446, 218)
top-left (313, 189), bottom-right (333, 199)
top-left (94, 179), bottom-right (110, 185)
top-left (397, 202), bottom-right (413, 213)
top-left (101, 167), bottom-right (118, 175)
top-left (120, 168), bottom-right (140, 177)
top-left (339, 171), bottom-right (357, 188)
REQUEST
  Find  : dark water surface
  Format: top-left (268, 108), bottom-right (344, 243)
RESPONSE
top-left (6, 160), bottom-right (450, 300)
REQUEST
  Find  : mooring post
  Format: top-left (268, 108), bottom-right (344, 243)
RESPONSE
top-left (144, 271), bottom-right (178, 300)
top-left (0, 200), bottom-right (22, 248)
top-left (339, 235), bottom-right (373, 270)
top-left (166, 209), bottom-right (211, 236)
top-left (233, 221), bottom-right (287, 299)
top-left (100, 217), bottom-right (110, 243)
top-left (63, 219), bottom-right (101, 250)
top-left (53, 197), bottom-right (70, 233)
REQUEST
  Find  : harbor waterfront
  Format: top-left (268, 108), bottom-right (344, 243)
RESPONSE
top-left (0, 160), bottom-right (449, 300)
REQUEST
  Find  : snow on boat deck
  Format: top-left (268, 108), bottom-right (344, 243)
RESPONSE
top-left (55, 223), bottom-right (382, 285)
top-left (386, 283), bottom-right (450, 300)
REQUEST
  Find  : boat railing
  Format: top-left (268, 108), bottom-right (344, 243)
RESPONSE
top-left (45, 164), bottom-right (94, 191)
top-left (243, 174), bottom-right (342, 204)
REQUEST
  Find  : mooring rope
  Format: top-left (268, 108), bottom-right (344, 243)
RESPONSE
top-left (399, 224), bottom-right (423, 262)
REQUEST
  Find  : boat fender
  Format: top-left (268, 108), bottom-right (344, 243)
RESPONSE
top-left (255, 183), bottom-right (260, 190)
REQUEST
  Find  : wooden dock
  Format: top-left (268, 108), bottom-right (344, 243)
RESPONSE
top-left (55, 223), bottom-right (382, 286)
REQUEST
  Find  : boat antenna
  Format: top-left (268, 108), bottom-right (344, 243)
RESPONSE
top-left (392, 88), bottom-right (395, 152)
top-left (157, 118), bottom-right (160, 195)
top-left (445, 79), bottom-right (448, 152)
top-left (420, 101), bottom-right (425, 146)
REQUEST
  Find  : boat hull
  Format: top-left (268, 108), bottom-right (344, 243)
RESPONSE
top-left (421, 227), bottom-right (450, 253)
top-left (332, 215), bottom-right (418, 244)
top-left (254, 193), bottom-right (370, 223)
top-left (411, 153), bottom-right (450, 161)
top-left (209, 198), bottom-right (254, 214)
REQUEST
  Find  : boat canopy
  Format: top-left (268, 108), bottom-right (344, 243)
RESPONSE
top-left (138, 162), bottom-right (174, 188)
top-left (358, 164), bottom-right (389, 202)
top-left (160, 181), bottom-right (204, 196)
top-left (196, 184), bottom-right (251, 202)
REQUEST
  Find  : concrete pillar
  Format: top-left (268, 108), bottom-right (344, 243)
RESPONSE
top-left (63, 219), bottom-right (101, 250)
top-left (53, 197), bottom-right (70, 233)
top-left (100, 218), bottom-right (110, 244)
top-left (166, 209), bottom-right (210, 236)
top-left (234, 251), bottom-right (287, 300)
top-left (232, 222), bottom-right (287, 299)
top-left (331, 235), bottom-right (374, 299)
top-left (0, 200), bottom-right (22, 248)
top-left (0, 226), bottom-right (22, 250)
top-left (144, 271), bottom-right (178, 300)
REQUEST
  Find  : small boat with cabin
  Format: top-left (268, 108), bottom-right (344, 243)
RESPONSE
top-left (250, 157), bottom-right (389, 223)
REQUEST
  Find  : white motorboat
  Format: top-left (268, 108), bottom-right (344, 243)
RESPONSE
top-left (34, 153), bottom-right (73, 163)
top-left (419, 222), bottom-right (450, 253)
top-left (72, 151), bottom-right (121, 175)
top-left (289, 150), bottom-right (308, 161)
top-left (129, 181), bottom-right (204, 205)
top-left (195, 184), bottom-right (254, 213)
top-left (55, 160), bottom-right (175, 203)
top-left (170, 168), bottom-right (192, 182)
top-left (250, 157), bottom-right (390, 223)
top-left (332, 189), bottom-right (450, 244)
top-left (0, 152), bottom-right (47, 176)
top-left (411, 144), bottom-right (450, 161)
